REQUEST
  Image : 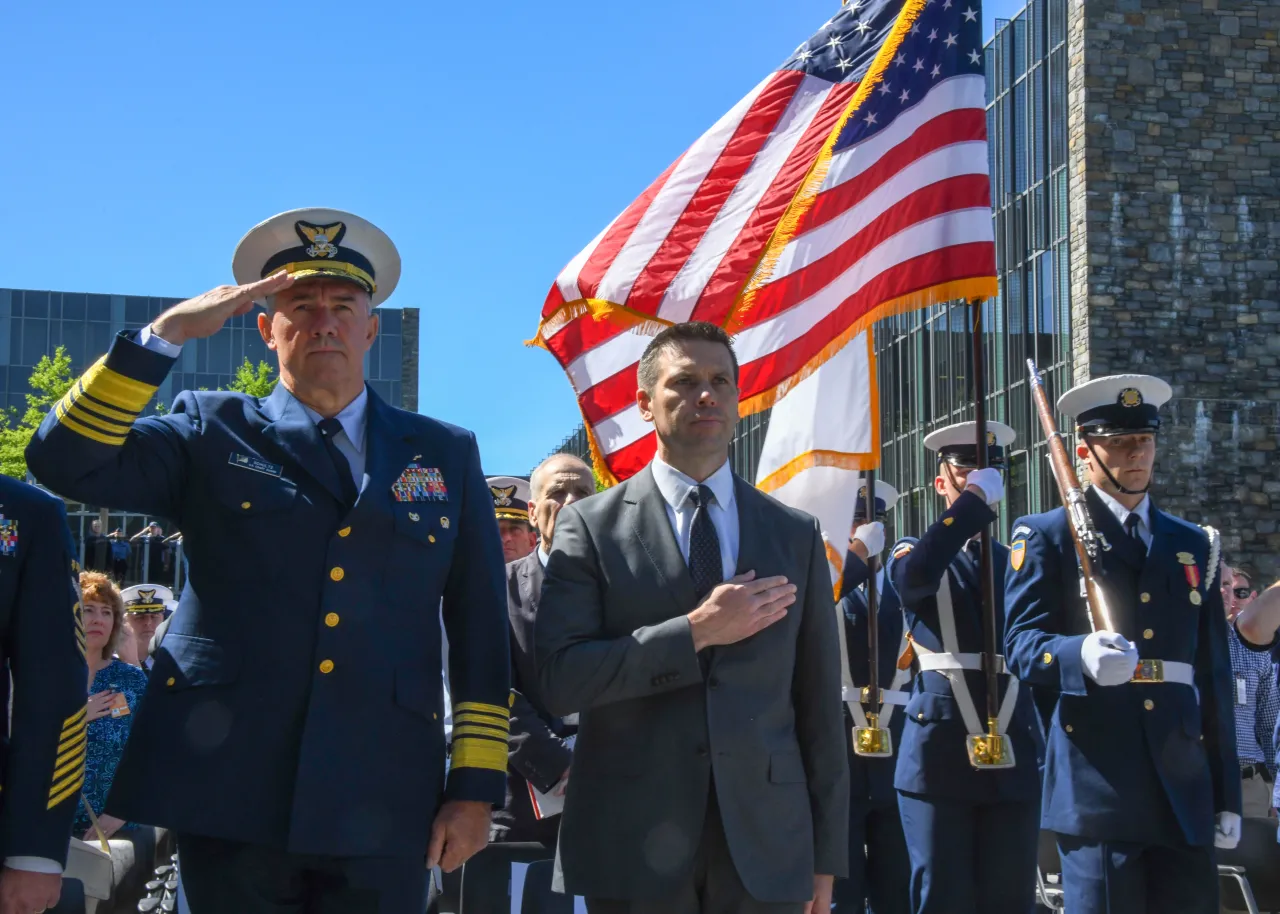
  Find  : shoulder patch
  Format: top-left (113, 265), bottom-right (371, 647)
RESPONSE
top-left (1011, 540), bottom-right (1027, 571)
top-left (893, 543), bottom-right (914, 559)
top-left (942, 517), bottom-right (955, 527)
top-left (1012, 524), bottom-right (1033, 539)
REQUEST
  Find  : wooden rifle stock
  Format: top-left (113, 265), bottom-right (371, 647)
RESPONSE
top-left (1026, 360), bottom-right (1115, 632)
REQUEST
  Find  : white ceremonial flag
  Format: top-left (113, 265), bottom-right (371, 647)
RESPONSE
top-left (754, 332), bottom-right (878, 587)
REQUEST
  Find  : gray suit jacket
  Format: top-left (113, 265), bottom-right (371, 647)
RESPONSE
top-left (535, 465), bottom-right (848, 902)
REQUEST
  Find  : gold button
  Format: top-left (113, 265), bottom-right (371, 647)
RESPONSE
top-left (338, 526), bottom-right (351, 538)
top-left (1065, 724), bottom-right (1074, 733)
top-left (433, 712), bottom-right (439, 720)
top-left (428, 535), bottom-right (436, 543)
top-left (319, 659), bottom-right (334, 674)
top-left (241, 501), bottom-right (251, 510)
top-left (330, 567), bottom-right (345, 582)
top-left (1143, 628), bottom-right (1154, 640)
top-left (1042, 652), bottom-right (1054, 664)
top-left (325, 612), bottom-right (340, 628)
top-left (917, 712), bottom-right (925, 720)
top-left (1140, 592), bottom-right (1151, 603)
top-left (166, 677), bottom-right (176, 687)
top-left (1144, 699), bottom-right (1154, 711)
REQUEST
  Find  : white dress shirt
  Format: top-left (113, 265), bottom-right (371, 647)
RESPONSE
top-left (649, 455), bottom-right (739, 581)
top-left (1092, 486), bottom-right (1153, 550)
top-left (141, 325), bottom-right (369, 488)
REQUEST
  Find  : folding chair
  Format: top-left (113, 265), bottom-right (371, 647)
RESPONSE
top-left (1035, 830), bottom-right (1066, 912)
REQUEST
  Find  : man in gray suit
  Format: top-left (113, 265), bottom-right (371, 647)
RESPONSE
top-left (536, 322), bottom-right (848, 914)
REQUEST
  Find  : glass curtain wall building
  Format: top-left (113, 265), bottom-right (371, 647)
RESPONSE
top-left (876, 0), bottom-right (1071, 542)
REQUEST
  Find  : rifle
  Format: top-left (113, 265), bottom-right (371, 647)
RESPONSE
top-left (1026, 360), bottom-right (1115, 632)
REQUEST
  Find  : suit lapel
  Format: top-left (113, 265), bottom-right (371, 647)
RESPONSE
top-left (732, 476), bottom-right (765, 579)
top-left (361, 390), bottom-right (420, 507)
top-left (1145, 503), bottom-right (1177, 578)
top-left (259, 384), bottom-right (344, 504)
top-left (625, 466), bottom-right (697, 611)
top-left (520, 551), bottom-right (543, 616)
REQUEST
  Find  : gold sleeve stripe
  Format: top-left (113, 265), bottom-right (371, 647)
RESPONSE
top-left (52, 749), bottom-right (85, 782)
top-left (452, 723), bottom-right (510, 741)
top-left (55, 407), bottom-right (128, 446)
top-left (76, 388), bottom-right (141, 423)
top-left (66, 398), bottom-right (134, 433)
top-left (56, 731), bottom-right (87, 765)
top-left (77, 358), bottom-right (158, 413)
top-left (47, 772), bottom-right (85, 809)
top-left (454, 709), bottom-right (509, 726)
top-left (454, 702), bottom-right (510, 718)
top-left (63, 707), bottom-right (87, 729)
top-left (62, 401), bottom-right (132, 437)
top-left (451, 736), bottom-right (509, 772)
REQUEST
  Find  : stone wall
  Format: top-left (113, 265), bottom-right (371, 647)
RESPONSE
top-left (1069, 0), bottom-right (1280, 576)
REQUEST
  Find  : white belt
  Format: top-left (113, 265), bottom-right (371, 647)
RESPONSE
top-left (842, 686), bottom-right (911, 707)
top-left (915, 652), bottom-right (1008, 675)
top-left (1131, 658), bottom-right (1195, 685)
top-left (919, 570), bottom-right (1021, 742)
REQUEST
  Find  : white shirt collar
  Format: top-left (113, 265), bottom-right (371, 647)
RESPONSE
top-left (298, 387), bottom-right (369, 454)
top-left (1092, 485), bottom-right (1151, 533)
top-left (538, 544), bottom-right (550, 568)
top-left (651, 454), bottom-right (736, 514)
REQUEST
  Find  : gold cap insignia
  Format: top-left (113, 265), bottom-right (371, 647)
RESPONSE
top-left (986, 431), bottom-right (997, 445)
top-left (490, 485), bottom-right (516, 507)
top-left (1119, 388), bottom-right (1143, 408)
top-left (441, 517), bottom-right (450, 529)
top-left (295, 221), bottom-right (345, 260)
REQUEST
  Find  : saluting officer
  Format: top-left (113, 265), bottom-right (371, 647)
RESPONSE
top-left (0, 477), bottom-right (88, 914)
top-left (1004, 375), bottom-right (1240, 914)
top-left (25, 208), bottom-right (511, 914)
top-left (886, 422), bottom-right (1041, 914)
top-left (833, 478), bottom-right (911, 914)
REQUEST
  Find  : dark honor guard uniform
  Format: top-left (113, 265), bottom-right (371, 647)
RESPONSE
top-left (886, 422), bottom-right (1040, 914)
top-left (26, 208), bottom-right (511, 913)
top-left (0, 477), bottom-right (88, 892)
top-left (832, 479), bottom-right (910, 914)
top-left (1004, 375), bottom-right (1240, 914)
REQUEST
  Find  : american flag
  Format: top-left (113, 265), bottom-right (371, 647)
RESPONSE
top-left (532, 0), bottom-right (996, 483)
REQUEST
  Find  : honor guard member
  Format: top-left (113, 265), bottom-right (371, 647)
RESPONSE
top-left (833, 478), bottom-right (911, 914)
top-left (487, 476), bottom-right (538, 563)
top-left (1004, 375), bottom-right (1241, 914)
top-left (0, 476), bottom-right (88, 914)
top-left (25, 208), bottom-right (511, 914)
top-left (886, 422), bottom-right (1041, 914)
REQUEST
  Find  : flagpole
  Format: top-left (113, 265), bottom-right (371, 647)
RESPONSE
top-left (968, 298), bottom-right (1013, 768)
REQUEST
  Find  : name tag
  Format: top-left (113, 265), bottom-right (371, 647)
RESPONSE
top-left (1237, 677), bottom-right (1248, 706)
top-left (228, 453), bottom-right (283, 478)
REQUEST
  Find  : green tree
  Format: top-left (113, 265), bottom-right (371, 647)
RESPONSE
top-left (224, 358), bottom-right (278, 398)
top-left (0, 347), bottom-right (76, 479)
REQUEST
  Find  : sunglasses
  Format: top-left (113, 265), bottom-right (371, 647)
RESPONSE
top-left (1233, 587), bottom-right (1253, 600)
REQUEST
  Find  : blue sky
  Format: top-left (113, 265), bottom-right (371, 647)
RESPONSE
top-left (2, 0), bottom-right (1022, 474)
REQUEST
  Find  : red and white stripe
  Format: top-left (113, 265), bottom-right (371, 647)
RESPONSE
top-left (537, 69), bottom-right (993, 483)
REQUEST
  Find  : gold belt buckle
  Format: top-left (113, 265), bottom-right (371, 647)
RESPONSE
top-left (1131, 658), bottom-right (1165, 683)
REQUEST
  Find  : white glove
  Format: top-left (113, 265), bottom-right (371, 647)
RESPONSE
top-left (965, 467), bottom-right (1005, 505)
top-left (1080, 630), bottom-right (1139, 686)
top-left (1216, 811), bottom-right (1242, 850)
top-left (853, 522), bottom-right (885, 558)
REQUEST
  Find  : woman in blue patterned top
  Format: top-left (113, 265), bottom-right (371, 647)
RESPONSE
top-left (74, 571), bottom-right (149, 840)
